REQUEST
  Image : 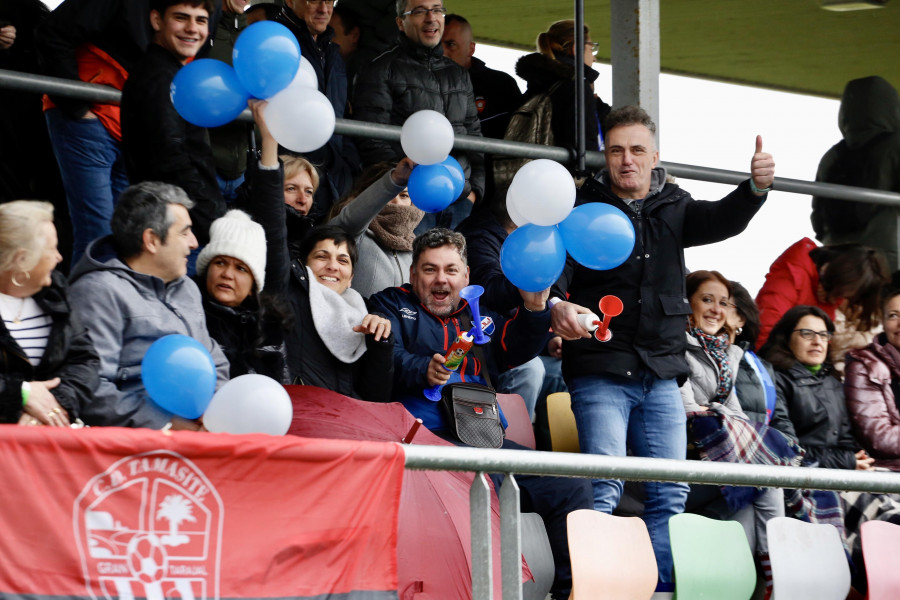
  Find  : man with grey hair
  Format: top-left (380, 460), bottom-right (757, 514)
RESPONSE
top-left (368, 228), bottom-right (593, 600)
top-left (352, 0), bottom-right (484, 231)
top-left (69, 181), bottom-right (229, 429)
top-left (549, 105), bottom-right (775, 590)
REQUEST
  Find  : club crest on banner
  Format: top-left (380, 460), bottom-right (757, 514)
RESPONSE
top-left (73, 450), bottom-right (224, 600)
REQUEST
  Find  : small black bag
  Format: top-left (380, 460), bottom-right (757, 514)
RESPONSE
top-left (440, 382), bottom-right (504, 449)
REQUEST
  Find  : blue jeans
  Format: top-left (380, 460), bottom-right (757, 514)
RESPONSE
top-left (497, 356), bottom-right (545, 419)
top-left (568, 371), bottom-right (689, 585)
top-left (45, 109), bottom-right (129, 266)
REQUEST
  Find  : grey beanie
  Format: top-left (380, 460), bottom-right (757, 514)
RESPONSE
top-left (196, 210), bottom-right (267, 292)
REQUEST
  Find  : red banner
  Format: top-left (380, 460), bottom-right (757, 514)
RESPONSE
top-left (0, 426), bottom-right (403, 600)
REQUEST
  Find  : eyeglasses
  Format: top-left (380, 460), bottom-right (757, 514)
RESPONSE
top-left (793, 329), bottom-right (834, 341)
top-left (585, 41), bottom-right (600, 55)
top-left (401, 6), bottom-right (447, 18)
top-left (305, 0), bottom-right (337, 6)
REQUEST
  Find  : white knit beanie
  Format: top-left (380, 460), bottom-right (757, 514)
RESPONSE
top-left (196, 210), bottom-right (267, 292)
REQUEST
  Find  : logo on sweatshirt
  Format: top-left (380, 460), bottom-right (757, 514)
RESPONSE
top-left (400, 307), bottom-right (417, 320)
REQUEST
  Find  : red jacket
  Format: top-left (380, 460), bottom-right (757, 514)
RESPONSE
top-left (755, 237), bottom-right (839, 349)
top-left (844, 335), bottom-right (900, 471)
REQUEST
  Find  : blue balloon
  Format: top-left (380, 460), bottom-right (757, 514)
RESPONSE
top-left (233, 21), bottom-right (301, 98)
top-left (171, 59), bottom-right (250, 128)
top-left (141, 334), bottom-right (217, 419)
top-left (500, 224), bottom-right (567, 292)
top-left (441, 156), bottom-right (465, 199)
top-left (558, 203), bottom-right (635, 270)
top-left (408, 164), bottom-right (457, 213)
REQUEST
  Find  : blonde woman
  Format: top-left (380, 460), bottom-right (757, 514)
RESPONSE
top-left (513, 19), bottom-right (611, 155)
top-left (0, 201), bottom-right (98, 426)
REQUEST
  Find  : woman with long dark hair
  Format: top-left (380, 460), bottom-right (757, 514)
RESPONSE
top-left (759, 305), bottom-right (872, 471)
top-left (755, 239), bottom-right (888, 350)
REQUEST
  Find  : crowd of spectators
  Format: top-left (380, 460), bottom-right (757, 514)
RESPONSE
top-left (3, 0), bottom-right (900, 597)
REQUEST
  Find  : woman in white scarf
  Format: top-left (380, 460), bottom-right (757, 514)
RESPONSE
top-left (285, 225), bottom-right (395, 402)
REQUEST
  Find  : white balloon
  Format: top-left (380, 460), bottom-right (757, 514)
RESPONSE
top-left (506, 187), bottom-right (531, 227)
top-left (508, 159), bottom-right (576, 226)
top-left (400, 110), bottom-right (454, 165)
top-left (291, 56), bottom-right (318, 90)
top-left (264, 86), bottom-right (335, 153)
top-left (203, 374), bottom-right (293, 435)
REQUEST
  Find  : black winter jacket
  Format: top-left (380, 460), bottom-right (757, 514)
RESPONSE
top-left (0, 271), bottom-right (99, 422)
top-left (552, 174), bottom-right (765, 383)
top-left (775, 363), bottom-right (859, 470)
top-left (199, 162), bottom-right (290, 382)
top-left (284, 262), bottom-right (394, 403)
top-left (468, 57), bottom-right (523, 141)
top-left (120, 44), bottom-right (225, 246)
top-left (207, 9), bottom-right (250, 180)
top-left (811, 76), bottom-right (900, 271)
top-left (456, 210), bottom-right (519, 314)
top-left (733, 345), bottom-right (797, 441)
top-left (275, 9), bottom-right (357, 218)
top-left (352, 35), bottom-right (485, 200)
top-left (515, 52), bottom-right (610, 155)
top-left (34, 0), bottom-right (151, 119)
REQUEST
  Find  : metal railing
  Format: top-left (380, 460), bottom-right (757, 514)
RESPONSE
top-left (403, 444), bottom-right (900, 600)
top-left (4, 67), bottom-right (900, 206)
top-left (7, 66), bottom-right (900, 598)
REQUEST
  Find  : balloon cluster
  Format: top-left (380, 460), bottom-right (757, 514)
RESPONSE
top-left (142, 335), bottom-right (292, 435)
top-left (500, 160), bottom-right (636, 292)
top-left (401, 111), bottom-right (465, 213)
top-left (170, 21), bottom-right (335, 152)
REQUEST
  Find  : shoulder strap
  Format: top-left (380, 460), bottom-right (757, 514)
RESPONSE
top-left (459, 311), bottom-right (493, 389)
top-left (744, 350), bottom-right (776, 424)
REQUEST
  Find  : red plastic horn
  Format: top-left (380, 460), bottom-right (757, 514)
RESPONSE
top-left (595, 295), bottom-right (624, 342)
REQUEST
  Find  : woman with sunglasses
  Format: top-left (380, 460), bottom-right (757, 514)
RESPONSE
top-left (513, 19), bottom-right (611, 160)
top-left (759, 305), bottom-right (873, 471)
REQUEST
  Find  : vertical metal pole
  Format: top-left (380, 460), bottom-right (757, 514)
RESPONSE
top-left (574, 0), bottom-right (586, 174)
top-left (500, 474), bottom-right (522, 600)
top-left (610, 0), bottom-right (661, 140)
top-left (471, 471), bottom-right (493, 600)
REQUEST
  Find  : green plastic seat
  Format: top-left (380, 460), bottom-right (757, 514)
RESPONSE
top-left (668, 513), bottom-right (756, 600)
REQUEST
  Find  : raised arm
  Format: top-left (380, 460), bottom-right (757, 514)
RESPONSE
top-left (328, 159), bottom-right (414, 238)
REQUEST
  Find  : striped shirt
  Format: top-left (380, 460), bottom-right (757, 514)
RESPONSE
top-left (0, 294), bottom-right (51, 366)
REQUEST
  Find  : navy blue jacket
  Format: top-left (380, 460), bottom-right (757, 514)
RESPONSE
top-left (275, 8), bottom-right (356, 217)
top-left (456, 210), bottom-right (520, 314)
top-left (368, 284), bottom-right (550, 430)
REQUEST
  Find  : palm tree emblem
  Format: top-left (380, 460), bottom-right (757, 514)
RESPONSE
top-left (157, 494), bottom-right (196, 547)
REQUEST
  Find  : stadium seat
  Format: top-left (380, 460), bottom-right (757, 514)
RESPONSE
top-left (861, 520), bottom-right (900, 600)
top-left (521, 512), bottom-right (555, 600)
top-left (498, 393), bottom-right (536, 449)
top-left (546, 392), bottom-right (580, 453)
top-left (766, 516), bottom-right (849, 600)
top-left (669, 513), bottom-right (756, 600)
top-left (567, 509), bottom-right (657, 599)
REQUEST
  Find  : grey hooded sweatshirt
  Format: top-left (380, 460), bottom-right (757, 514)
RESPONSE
top-left (69, 237), bottom-right (229, 428)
